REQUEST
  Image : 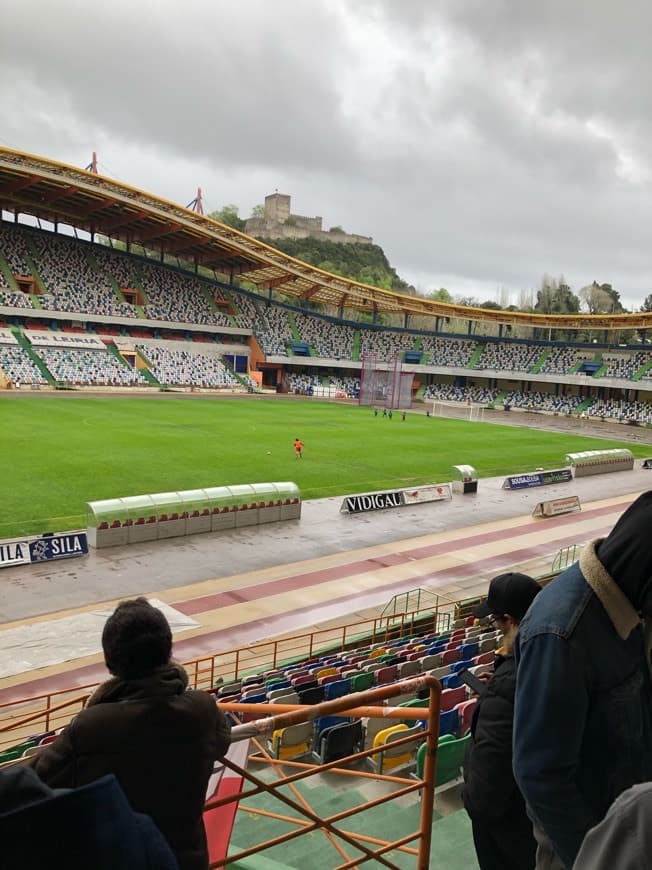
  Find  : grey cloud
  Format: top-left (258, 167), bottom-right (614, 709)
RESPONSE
top-left (2, 0), bottom-right (652, 307)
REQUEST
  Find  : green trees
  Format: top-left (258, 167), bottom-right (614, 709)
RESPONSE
top-left (578, 281), bottom-right (625, 314)
top-left (255, 237), bottom-right (411, 293)
top-left (641, 294), bottom-right (652, 312)
top-left (427, 288), bottom-right (453, 303)
top-left (534, 275), bottom-right (580, 314)
top-left (207, 205), bottom-right (245, 231)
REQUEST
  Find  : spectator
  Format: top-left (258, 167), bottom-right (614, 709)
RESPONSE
top-left (32, 598), bottom-right (231, 870)
top-left (463, 572), bottom-right (541, 870)
top-left (0, 766), bottom-right (177, 870)
top-left (573, 783), bottom-right (652, 870)
top-left (513, 493), bottom-right (652, 868)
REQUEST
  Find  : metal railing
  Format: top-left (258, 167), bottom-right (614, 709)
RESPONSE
top-left (0, 601), bottom-right (449, 749)
top-left (211, 675), bottom-right (441, 869)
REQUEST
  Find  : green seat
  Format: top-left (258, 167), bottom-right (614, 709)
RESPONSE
top-left (415, 732), bottom-right (470, 785)
top-left (350, 671), bottom-right (374, 692)
top-left (0, 749), bottom-right (23, 764)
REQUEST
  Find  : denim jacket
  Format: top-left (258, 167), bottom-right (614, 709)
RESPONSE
top-left (513, 540), bottom-right (652, 869)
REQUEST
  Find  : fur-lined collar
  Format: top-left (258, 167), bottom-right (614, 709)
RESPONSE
top-left (580, 539), bottom-right (641, 640)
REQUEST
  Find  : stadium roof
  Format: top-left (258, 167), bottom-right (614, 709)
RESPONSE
top-left (1, 145), bottom-right (651, 331)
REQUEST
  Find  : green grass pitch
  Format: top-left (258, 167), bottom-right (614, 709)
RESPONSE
top-left (1, 395), bottom-right (648, 538)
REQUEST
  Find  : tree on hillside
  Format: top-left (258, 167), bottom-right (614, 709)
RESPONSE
top-left (254, 237), bottom-right (409, 293)
top-left (518, 288), bottom-right (535, 311)
top-left (579, 281), bottom-right (625, 314)
top-left (641, 294), bottom-right (652, 312)
top-left (208, 205), bottom-right (245, 231)
top-left (251, 204), bottom-right (265, 218)
top-left (534, 275), bottom-right (580, 314)
top-left (427, 288), bottom-right (452, 303)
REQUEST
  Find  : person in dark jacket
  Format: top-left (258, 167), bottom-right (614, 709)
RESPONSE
top-left (32, 597), bottom-right (231, 870)
top-left (0, 765), bottom-right (178, 870)
top-left (513, 492), bottom-right (652, 868)
top-left (463, 572), bottom-right (541, 870)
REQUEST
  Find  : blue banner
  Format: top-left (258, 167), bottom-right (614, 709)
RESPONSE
top-left (0, 532), bottom-right (88, 569)
top-left (505, 473), bottom-right (544, 490)
top-left (29, 533), bottom-right (88, 563)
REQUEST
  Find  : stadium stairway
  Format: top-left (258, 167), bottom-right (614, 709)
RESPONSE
top-left (222, 290), bottom-right (240, 328)
top-left (22, 236), bottom-right (49, 295)
top-left (105, 343), bottom-right (159, 384)
top-left (351, 330), bottom-right (361, 362)
top-left (576, 397), bottom-right (594, 415)
top-left (83, 248), bottom-right (134, 309)
top-left (124, 345), bottom-right (159, 384)
top-left (488, 390), bottom-right (507, 408)
top-left (12, 328), bottom-right (56, 385)
top-left (229, 773), bottom-right (478, 869)
top-left (0, 250), bottom-right (20, 293)
top-left (221, 356), bottom-right (249, 389)
top-left (287, 311), bottom-right (302, 343)
top-left (633, 357), bottom-right (652, 381)
top-left (467, 343), bottom-right (485, 368)
top-left (529, 347), bottom-right (550, 374)
top-left (201, 284), bottom-right (221, 315)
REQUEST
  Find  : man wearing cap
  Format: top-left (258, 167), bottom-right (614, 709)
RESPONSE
top-left (513, 492), bottom-right (652, 869)
top-left (463, 572), bottom-right (541, 870)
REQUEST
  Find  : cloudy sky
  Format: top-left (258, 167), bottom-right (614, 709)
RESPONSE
top-left (1, 1), bottom-right (651, 308)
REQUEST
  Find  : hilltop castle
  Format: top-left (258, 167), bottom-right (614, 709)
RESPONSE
top-left (244, 193), bottom-right (373, 246)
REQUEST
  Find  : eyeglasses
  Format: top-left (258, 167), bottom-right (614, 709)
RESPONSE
top-left (489, 614), bottom-right (508, 627)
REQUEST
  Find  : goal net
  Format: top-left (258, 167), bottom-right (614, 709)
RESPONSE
top-left (431, 400), bottom-right (486, 423)
top-left (359, 352), bottom-right (413, 409)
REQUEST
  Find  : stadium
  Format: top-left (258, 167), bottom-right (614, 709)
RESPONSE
top-left (2, 146), bottom-right (652, 868)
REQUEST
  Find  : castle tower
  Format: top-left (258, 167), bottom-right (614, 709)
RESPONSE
top-left (264, 192), bottom-right (291, 223)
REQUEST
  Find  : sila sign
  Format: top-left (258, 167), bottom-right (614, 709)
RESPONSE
top-left (0, 533), bottom-right (89, 569)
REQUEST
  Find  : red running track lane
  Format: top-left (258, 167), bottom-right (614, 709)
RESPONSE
top-left (174, 503), bottom-right (621, 616)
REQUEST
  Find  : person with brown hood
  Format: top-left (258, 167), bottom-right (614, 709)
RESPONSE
top-left (513, 492), bottom-right (652, 869)
top-left (32, 598), bottom-right (232, 870)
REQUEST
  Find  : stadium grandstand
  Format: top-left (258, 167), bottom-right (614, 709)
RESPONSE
top-left (2, 146), bottom-right (652, 422)
top-left (3, 147), bottom-right (652, 867)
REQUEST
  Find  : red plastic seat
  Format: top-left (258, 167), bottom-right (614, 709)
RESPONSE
top-left (441, 686), bottom-right (466, 712)
top-left (441, 648), bottom-right (462, 666)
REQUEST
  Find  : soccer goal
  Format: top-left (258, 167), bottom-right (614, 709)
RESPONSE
top-left (430, 400), bottom-right (486, 423)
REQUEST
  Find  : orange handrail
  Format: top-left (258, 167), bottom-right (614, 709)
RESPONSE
top-left (207, 675), bottom-right (442, 869)
top-left (0, 598), bottom-right (452, 748)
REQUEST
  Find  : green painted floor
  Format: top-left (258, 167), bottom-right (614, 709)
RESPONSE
top-left (229, 764), bottom-right (480, 869)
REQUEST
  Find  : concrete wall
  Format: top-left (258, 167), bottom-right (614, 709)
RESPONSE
top-left (244, 220), bottom-right (373, 246)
